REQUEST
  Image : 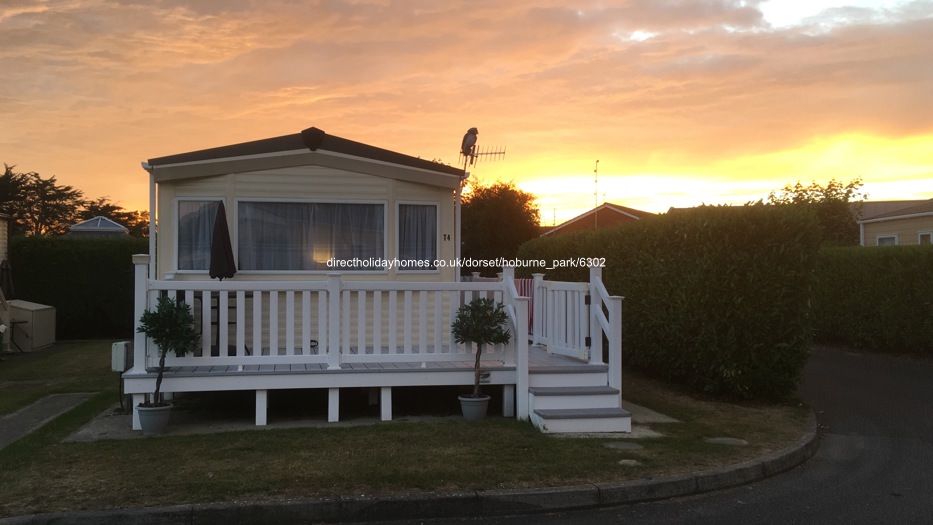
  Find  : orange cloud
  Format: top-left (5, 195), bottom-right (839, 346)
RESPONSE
top-left (0, 0), bottom-right (930, 217)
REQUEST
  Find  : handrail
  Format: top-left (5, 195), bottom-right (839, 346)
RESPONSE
top-left (588, 266), bottom-right (623, 391)
top-left (501, 266), bottom-right (530, 420)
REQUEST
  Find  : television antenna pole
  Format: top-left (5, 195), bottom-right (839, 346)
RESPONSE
top-left (456, 127), bottom-right (506, 271)
top-left (594, 160), bottom-right (600, 229)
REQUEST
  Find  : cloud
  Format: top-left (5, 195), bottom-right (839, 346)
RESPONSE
top-left (1, 0), bottom-right (931, 212)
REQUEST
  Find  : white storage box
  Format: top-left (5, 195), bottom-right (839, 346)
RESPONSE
top-left (9, 300), bottom-right (56, 351)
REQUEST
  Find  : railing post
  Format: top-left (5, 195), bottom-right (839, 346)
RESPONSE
top-left (588, 266), bottom-right (604, 365)
top-left (501, 266), bottom-right (514, 286)
top-left (132, 254), bottom-right (150, 372)
top-left (515, 295), bottom-right (530, 420)
top-left (531, 273), bottom-right (544, 345)
top-left (609, 296), bottom-right (623, 393)
top-left (501, 265), bottom-right (529, 420)
top-left (327, 274), bottom-right (342, 370)
top-left (501, 265), bottom-right (516, 367)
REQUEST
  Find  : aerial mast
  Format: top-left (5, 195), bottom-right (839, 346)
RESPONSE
top-left (456, 128), bottom-right (506, 271)
top-left (594, 159), bottom-right (600, 229)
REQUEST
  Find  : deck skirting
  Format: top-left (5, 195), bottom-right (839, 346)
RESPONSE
top-left (123, 359), bottom-right (518, 430)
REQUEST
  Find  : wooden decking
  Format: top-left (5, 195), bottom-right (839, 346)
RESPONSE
top-left (128, 263), bottom-right (625, 432)
top-left (122, 345), bottom-right (607, 430)
top-left (155, 359), bottom-right (514, 377)
top-left (142, 345), bottom-right (591, 378)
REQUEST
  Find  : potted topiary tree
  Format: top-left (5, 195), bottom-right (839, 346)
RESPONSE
top-left (136, 296), bottom-right (200, 435)
top-left (451, 297), bottom-right (511, 420)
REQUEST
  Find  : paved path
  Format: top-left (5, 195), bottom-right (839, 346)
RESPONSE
top-left (0, 393), bottom-right (93, 450)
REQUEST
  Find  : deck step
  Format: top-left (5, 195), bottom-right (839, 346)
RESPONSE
top-left (528, 386), bottom-right (621, 410)
top-left (531, 407), bottom-right (632, 434)
top-left (528, 386), bottom-right (619, 396)
top-left (528, 385), bottom-right (621, 410)
top-left (530, 363), bottom-right (609, 374)
top-left (529, 365), bottom-right (610, 388)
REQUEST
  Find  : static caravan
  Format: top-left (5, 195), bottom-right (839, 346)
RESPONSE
top-left (125, 126), bottom-right (628, 434)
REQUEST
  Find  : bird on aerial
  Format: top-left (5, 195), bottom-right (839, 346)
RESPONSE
top-left (461, 127), bottom-right (478, 159)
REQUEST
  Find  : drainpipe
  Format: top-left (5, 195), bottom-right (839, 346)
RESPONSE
top-left (141, 162), bottom-right (156, 280)
top-left (455, 170), bottom-right (470, 277)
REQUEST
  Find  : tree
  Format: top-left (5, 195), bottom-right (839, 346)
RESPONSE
top-left (1, 165), bottom-right (149, 238)
top-left (0, 164), bottom-right (29, 219)
top-left (461, 180), bottom-right (540, 276)
top-left (767, 178), bottom-right (866, 246)
top-left (1, 164), bottom-right (84, 236)
top-left (81, 196), bottom-right (125, 220)
top-left (123, 210), bottom-right (150, 238)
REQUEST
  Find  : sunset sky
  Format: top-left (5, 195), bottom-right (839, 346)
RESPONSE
top-left (2, 0), bottom-right (931, 225)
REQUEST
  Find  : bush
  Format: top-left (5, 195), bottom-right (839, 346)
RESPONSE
top-left (10, 236), bottom-right (148, 339)
top-left (518, 204), bottom-right (820, 399)
top-left (812, 245), bottom-right (933, 354)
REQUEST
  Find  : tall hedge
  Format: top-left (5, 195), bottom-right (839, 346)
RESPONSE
top-left (518, 204), bottom-right (820, 400)
top-left (10, 236), bottom-right (148, 339)
top-left (813, 245), bottom-right (933, 354)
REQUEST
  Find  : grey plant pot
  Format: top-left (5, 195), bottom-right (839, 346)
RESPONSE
top-left (458, 395), bottom-right (490, 421)
top-left (137, 404), bottom-right (172, 436)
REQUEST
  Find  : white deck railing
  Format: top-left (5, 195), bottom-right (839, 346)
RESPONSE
top-left (530, 275), bottom-right (589, 361)
top-left (588, 267), bottom-right (623, 391)
top-left (133, 258), bottom-right (523, 372)
top-left (131, 255), bottom-right (617, 419)
top-left (530, 268), bottom-right (623, 390)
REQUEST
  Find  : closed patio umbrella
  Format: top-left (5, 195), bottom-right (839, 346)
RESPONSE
top-left (0, 259), bottom-right (14, 300)
top-left (209, 202), bottom-right (237, 280)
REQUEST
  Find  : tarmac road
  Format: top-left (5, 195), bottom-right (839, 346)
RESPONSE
top-left (361, 346), bottom-right (933, 524)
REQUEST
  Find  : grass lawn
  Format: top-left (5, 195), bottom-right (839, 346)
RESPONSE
top-left (0, 341), bottom-right (115, 416)
top-left (0, 341), bottom-right (811, 518)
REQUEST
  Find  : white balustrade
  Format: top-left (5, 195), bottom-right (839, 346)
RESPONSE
top-left (131, 256), bottom-right (619, 422)
top-left (134, 266), bottom-right (524, 370)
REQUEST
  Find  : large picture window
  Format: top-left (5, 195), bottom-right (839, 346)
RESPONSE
top-left (177, 200), bottom-right (221, 271)
top-left (398, 204), bottom-right (438, 270)
top-left (237, 201), bottom-right (385, 271)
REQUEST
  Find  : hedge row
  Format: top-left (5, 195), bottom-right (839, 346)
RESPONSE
top-left (10, 236), bottom-right (148, 340)
top-left (518, 204), bottom-right (820, 400)
top-left (812, 245), bottom-right (933, 354)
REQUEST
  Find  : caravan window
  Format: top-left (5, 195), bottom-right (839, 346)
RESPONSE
top-left (397, 203), bottom-right (438, 271)
top-left (177, 200), bottom-right (221, 271)
top-left (237, 201), bottom-right (385, 271)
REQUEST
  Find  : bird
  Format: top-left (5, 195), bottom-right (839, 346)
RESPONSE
top-left (461, 127), bottom-right (478, 158)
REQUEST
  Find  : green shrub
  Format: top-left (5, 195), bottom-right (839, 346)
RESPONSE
top-left (519, 204), bottom-right (820, 400)
top-left (813, 245), bottom-right (933, 354)
top-left (10, 236), bottom-right (148, 339)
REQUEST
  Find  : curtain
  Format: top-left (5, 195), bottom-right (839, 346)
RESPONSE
top-left (178, 200), bottom-right (220, 270)
top-left (398, 204), bottom-right (437, 269)
top-left (238, 202), bottom-right (385, 271)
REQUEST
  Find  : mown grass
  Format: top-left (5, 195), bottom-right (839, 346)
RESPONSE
top-left (0, 341), bottom-right (115, 415)
top-left (0, 341), bottom-right (811, 518)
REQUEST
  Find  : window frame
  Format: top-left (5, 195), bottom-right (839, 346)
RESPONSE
top-left (234, 197), bottom-right (389, 274)
top-left (918, 232), bottom-right (932, 245)
top-left (396, 201), bottom-right (441, 274)
top-left (876, 234), bottom-right (898, 247)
